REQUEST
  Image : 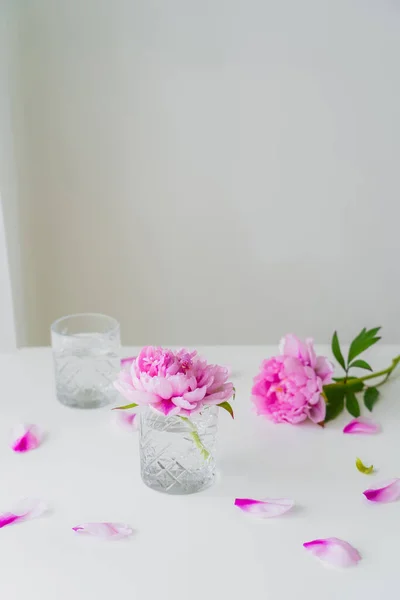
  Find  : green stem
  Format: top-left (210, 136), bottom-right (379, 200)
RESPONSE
top-left (357, 355), bottom-right (400, 383)
top-left (179, 417), bottom-right (210, 460)
top-left (326, 355), bottom-right (400, 395)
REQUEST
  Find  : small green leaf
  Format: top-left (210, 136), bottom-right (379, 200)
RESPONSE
top-left (323, 387), bottom-right (345, 422)
top-left (345, 390), bottom-right (360, 417)
top-left (112, 402), bottom-right (138, 410)
top-left (364, 387), bottom-right (380, 411)
top-left (364, 327), bottom-right (381, 339)
top-left (218, 401), bottom-right (234, 419)
top-left (355, 457), bottom-right (374, 475)
top-left (331, 331), bottom-right (346, 370)
top-left (349, 359), bottom-right (373, 371)
top-left (348, 327), bottom-right (382, 363)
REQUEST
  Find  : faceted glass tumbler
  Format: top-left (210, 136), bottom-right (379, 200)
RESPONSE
top-left (51, 313), bottom-right (121, 409)
top-left (139, 406), bottom-right (218, 494)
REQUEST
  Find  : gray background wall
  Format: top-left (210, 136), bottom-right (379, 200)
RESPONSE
top-left (3, 0), bottom-right (400, 346)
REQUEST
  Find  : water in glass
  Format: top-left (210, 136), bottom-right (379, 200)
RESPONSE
top-left (139, 406), bottom-right (218, 494)
top-left (51, 314), bottom-right (120, 409)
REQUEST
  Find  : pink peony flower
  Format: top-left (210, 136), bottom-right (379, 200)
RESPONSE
top-left (251, 334), bottom-right (334, 424)
top-left (114, 347), bottom-right (234, 417)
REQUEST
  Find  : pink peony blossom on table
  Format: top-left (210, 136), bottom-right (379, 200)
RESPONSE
top-left (251, 335), bottom-right (334, 424)
top-left (114, 347), bottom-right (234, 417)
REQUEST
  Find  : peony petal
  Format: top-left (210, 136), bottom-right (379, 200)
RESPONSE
top-left (363, 478), bottom-right (400, 503)
top-left (153, 399), bottom-right (181, 416)
top-left (10, 424), bottom-right (42, 453)
top-left (234, 497), bottom-right (294, 518)
top-left (343, 417), bottom-right (380, 434)
top-left (168, 373), bottom-right (191, 396)
top-left (72, 522), bottom-right (133, 540)
top-left (148, 377), bottom-right (173, 400)
top-left (118, 388), bottom-right (159, 406)
top-left (0, 498), bottom-right (47, 528)
top-left (113, 411), bottom-right (138, 432)
top-left (303, 537), bottom-right (361, 568)
top-left (314, 356), bottom-right (334, 384)
top-left (183, 386), bottom-right (207, 403)
top-left (121, 356), bottom-right (135, 369)
top-left (204, 383), bottom-right (234, 404)
top-left (279, 334), bottom-right (302, 358)
top-left (171, 396), bottom-right (197, 410)
top-left (307, 397), bottom-right (326, 423)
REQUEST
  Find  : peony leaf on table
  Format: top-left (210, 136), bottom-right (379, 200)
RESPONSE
top-left (363, 479), bottom-right (400, 503)
top-left (113, 402), bottom-right (138, 411)
top-left (331, 331), bottom-right (346, 371)
top-left (356, 458), bottom-right (374, 475)
top-left (218, 401), bottom-right (234, 419)
top-left (234, 497), bottom-right (294, 518)
top-left (345, 390), bottom-right (360, 418)
top-left (72, 522), bottom-right (133, 540)
top-left (364, 387), bottom-right (380, 411)
top-left (349, 359), bottom-right (373, 371)
top-left (303, 537), bottom-right (361, 568)
top-left (0, 498), bottom-right (47, 529)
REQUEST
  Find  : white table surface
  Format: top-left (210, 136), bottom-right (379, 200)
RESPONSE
top-left (1, 345), bottom-right (399, 599)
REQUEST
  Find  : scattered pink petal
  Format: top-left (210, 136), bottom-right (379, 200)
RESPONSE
top-left (10, 424), bottom-right (42, 453)
top-left (0, 498), bottom-right (47, 529)
top-left (343, 417), bottom-right (380, 435)
top-left (72, 522), bottom-right (133, 540)
top-left (303, 537), bottom-right (361, 568)
top-left (234, 497), bottom-right (294, 518)
top-left (121, 356), bottom-right (135, 370)
top-left (363, 478), bottom-right (400, 503)
top-left (113, 411), bottom-right (138, 432)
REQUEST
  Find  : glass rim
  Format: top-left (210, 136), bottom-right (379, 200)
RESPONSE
top-left (50, 312), bottom-right (120, 337)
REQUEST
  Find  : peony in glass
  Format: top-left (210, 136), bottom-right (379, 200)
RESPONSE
top-left (114, 347), bottom-right (234, 494)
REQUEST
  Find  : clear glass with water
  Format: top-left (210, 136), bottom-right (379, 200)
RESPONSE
top-left (51, 313), bottom-right (121, 409)
top-left (139, 406), bottom-right (218, 494)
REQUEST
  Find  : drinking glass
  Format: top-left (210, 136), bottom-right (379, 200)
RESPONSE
top-left (51, 313), bottom-right (121, 409)
top-left (139, 406), bottom-right (218, 494)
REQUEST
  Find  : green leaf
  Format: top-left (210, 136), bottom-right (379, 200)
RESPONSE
top-left (364, 327), bottom-right (381, 339)
top-left (218, 401), bottom-right (234, 419)
top-left (348, 327), bottom-right (381, 363)
top-left (355, 457), bottom-right (374, 475)
top-left (112, 402), bottom-right (138, 410)
top-left (323, 386), bottom-right (345, 422)
top-left (364, 387), bottom-right (380, 411)
top-left (331, 331), bottom-right (346, 370)
top-left (345, 390), bottom-right (360, 417)
top-left (349, 359), bottom-right (373, 371)
top-left (346, 379), bottom-right (364, 393)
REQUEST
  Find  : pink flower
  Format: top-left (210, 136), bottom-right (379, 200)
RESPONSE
top-left (114, 347), bottom-right (234, 417)
top-left (251, 334), bottom-right (334, 424)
